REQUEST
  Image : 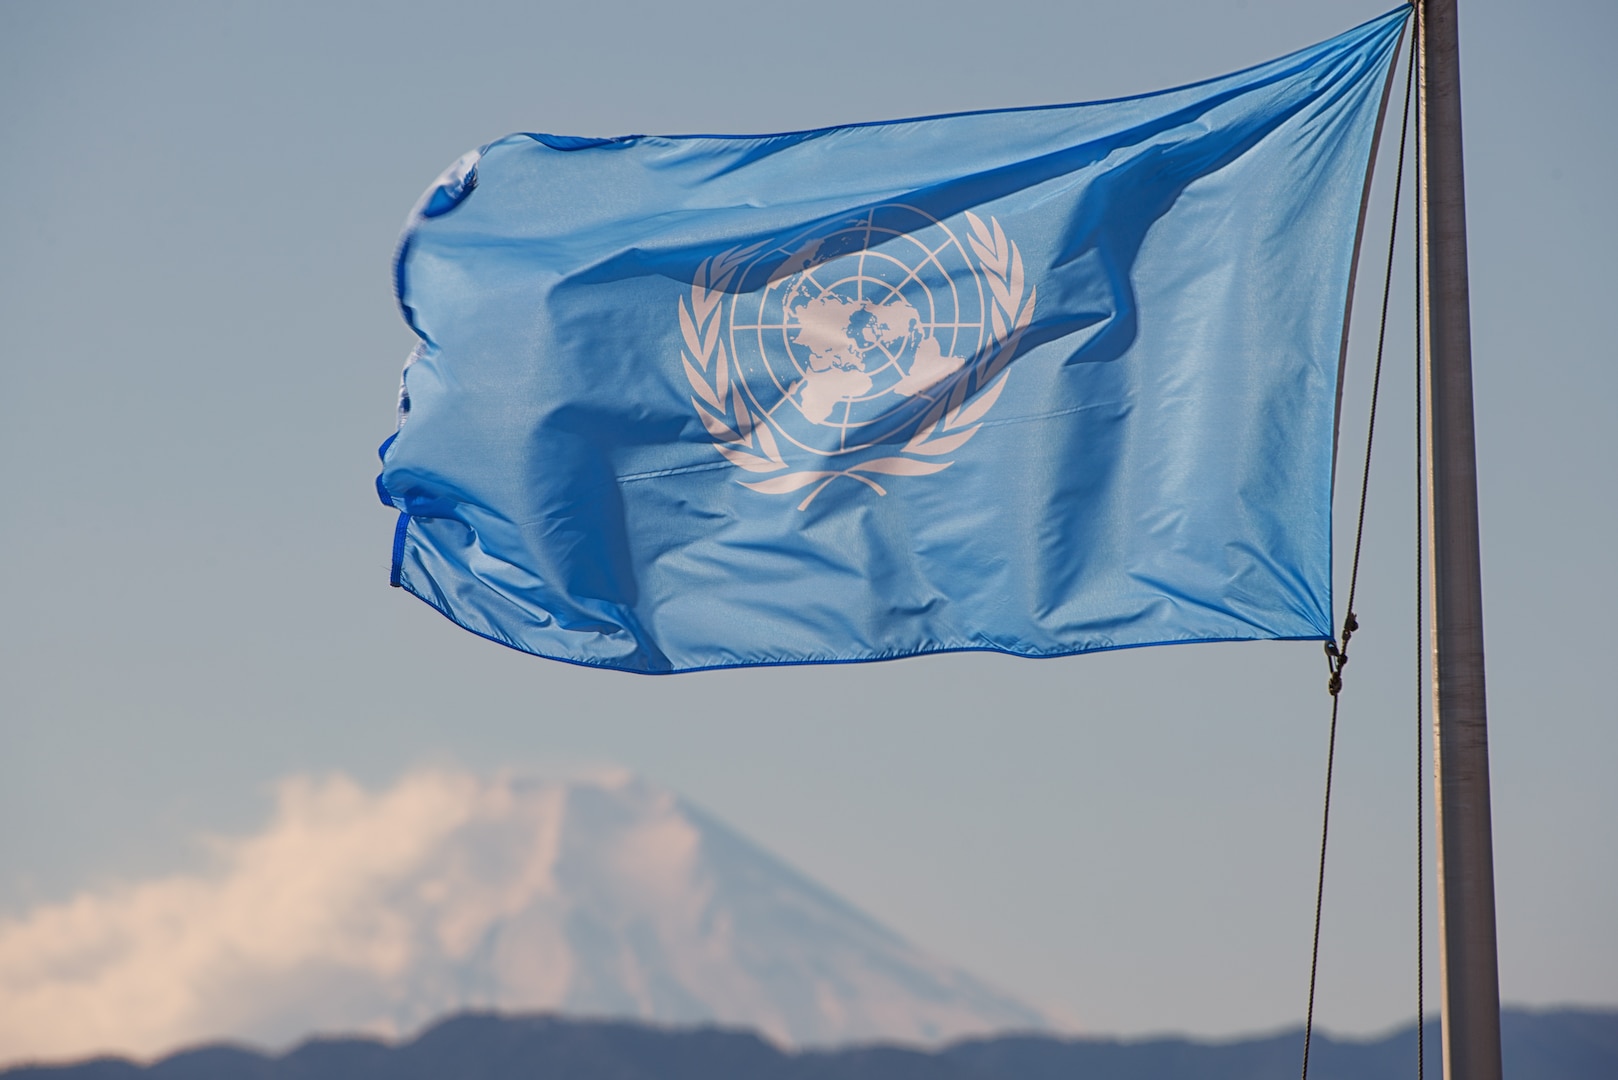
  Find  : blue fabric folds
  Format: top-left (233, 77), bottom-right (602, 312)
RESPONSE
top-left (377, 8), bottom-right (1408, 673)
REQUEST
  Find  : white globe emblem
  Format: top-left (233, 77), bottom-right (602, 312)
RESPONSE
top-left (680, 205), bottom-right (1032, 507)
top-left (727, 205), bottom-right (988, 455)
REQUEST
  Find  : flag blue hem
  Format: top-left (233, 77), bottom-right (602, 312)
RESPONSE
top-left (375, 433), bottom-right (399, 508)
top-left (389, 514), bottom-right (409, 588)
top-left (1325, 13), bottom-right (1409, 645)
top-left (393, 570), bottom-right (1330, 676)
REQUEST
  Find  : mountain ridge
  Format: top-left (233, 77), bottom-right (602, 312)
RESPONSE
top-left (3, 1007), bottom-right (1612, 1080)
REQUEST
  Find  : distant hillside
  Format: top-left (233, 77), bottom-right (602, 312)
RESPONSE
top-left (5, 1007), bottom-right (1614, 1079)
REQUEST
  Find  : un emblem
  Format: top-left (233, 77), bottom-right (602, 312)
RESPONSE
top-left (680, 206), bottom-right (1035, 509)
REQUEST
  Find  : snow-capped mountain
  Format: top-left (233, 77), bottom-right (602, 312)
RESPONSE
top-left (0, 770), bottom-right (1047, 1064)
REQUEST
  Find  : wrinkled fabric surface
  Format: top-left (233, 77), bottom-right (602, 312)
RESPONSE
top-left (377, 8), bottom-right (1408, 673)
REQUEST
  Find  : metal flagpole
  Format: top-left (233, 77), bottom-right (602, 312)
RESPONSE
top-left (1416, 2), bottom-right (1503, 1078)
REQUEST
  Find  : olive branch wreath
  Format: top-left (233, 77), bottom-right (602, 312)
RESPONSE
top-left (680, 212), bottom-right (1035, 510)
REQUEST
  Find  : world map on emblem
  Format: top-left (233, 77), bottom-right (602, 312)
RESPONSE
top-left (727, 205), bottom-right (989, 456)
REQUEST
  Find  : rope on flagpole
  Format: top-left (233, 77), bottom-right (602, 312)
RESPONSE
top-left (1413, 48), bottom-right (1428, 1078)
top-left (1301, 34), bottom-right (1418, 1080)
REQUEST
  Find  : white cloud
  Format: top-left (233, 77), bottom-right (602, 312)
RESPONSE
top-left (0, 770), bottom-right (488, 1063)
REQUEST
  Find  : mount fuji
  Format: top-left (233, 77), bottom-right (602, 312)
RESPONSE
top-left (0, 770), bottom-right (1048, 1065)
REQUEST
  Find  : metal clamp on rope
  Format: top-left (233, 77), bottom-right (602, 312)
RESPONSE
top-left (1322, 611), bottom-right (1359, 697)
top-left (1323, 641), bottom-right (1343, 697)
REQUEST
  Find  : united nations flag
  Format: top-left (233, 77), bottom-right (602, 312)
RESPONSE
top-left (378, 8), bottom-right (1409, 673)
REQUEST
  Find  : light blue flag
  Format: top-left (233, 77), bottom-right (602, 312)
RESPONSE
top-left (377, 8), bottom-right (1408, 674)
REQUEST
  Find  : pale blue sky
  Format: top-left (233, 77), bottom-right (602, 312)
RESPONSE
top-left (2, 0), bottom-right (1613, 1040)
